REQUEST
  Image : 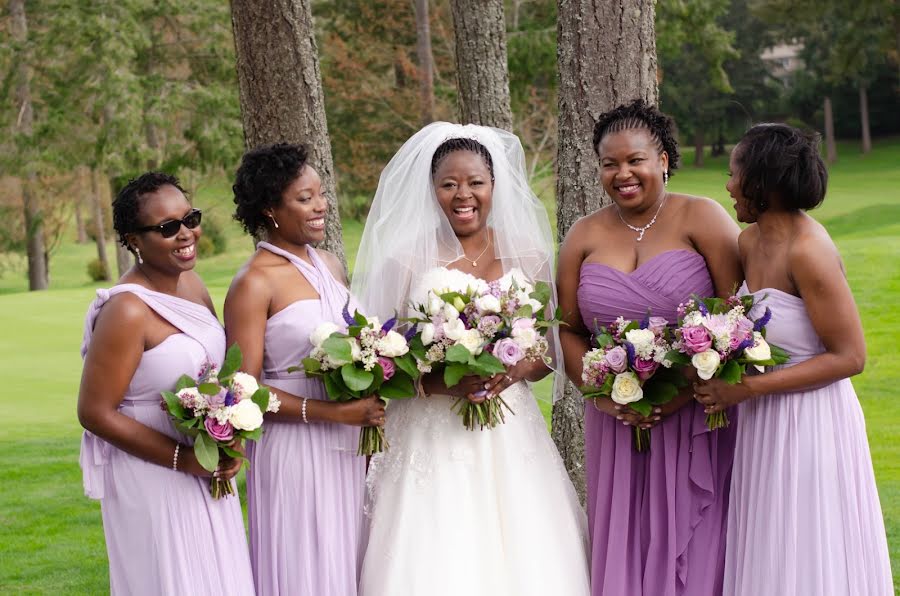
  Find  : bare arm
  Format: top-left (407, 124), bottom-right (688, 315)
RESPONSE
top-left (689, 198), bottom-right (743, 298)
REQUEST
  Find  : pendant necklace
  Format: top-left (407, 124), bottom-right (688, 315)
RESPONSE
top-left (616, 194), bottom-right (668, 242)
top-left (461, 232), bottom-right (491, 267)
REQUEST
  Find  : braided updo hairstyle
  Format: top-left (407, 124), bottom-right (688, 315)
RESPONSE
top-left (113, 172), bottom-right (187, 254)
top-left (233, 143), bottom-right (310, 237)
top-left (733, 123), bottom-right (827, 213)
top-left (592, 99), bottom-right (680, 177)
top-left (430, 138), bottom-right (495, 181)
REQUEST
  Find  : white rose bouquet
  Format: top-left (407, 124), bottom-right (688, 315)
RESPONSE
top-left (669, 294), bottom-right (789, 430)
top-left (291, 304), bottom-right (420, 455)
top-left (407, 268), bottom-right (560, 431)
top-left (580, 315), bottom-right (685, 452)
top-left (162, 344), bottom-right (281, 498)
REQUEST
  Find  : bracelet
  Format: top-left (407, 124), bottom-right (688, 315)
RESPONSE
top-left (172, 443), bottom-right (181, 471)
top-left (301, 397), bottom-right (309, 424)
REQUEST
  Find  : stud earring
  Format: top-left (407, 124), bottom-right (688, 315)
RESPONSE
top-left (134, 247), bottom-right (143, 264)
top-left (269, 214), bottom-right (279, 229)
top-left (663, 171), bottom-right (669, 186)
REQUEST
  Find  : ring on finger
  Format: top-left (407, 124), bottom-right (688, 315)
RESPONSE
top-left (504, 374), bottom-right (512, 383)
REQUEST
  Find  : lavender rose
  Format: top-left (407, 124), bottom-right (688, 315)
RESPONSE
top-left (633, 357), bottom-right (659, 381)
top-left (204, 417), bottom-right (234, 442)
top-left (492, 338), bottom-right (524, 366)
top-left (379, 357), bottom-right (396, 381)
top-left (603, 346), bottom-right (628, 373)
top-left (647, 316), bottom-right (668, 335)
top-left (681, 326), bottom-right (713, 355)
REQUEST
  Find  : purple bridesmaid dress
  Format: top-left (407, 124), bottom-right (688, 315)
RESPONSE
top-left (79, 284), bottom-right (254, 595)
top-left (577, 250), bottom-right (736, 596)
top-left (246, 242), bottom-right (365, 596)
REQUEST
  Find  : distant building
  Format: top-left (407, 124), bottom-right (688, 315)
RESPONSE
top-left (761, 43), bottom-right (804, 87)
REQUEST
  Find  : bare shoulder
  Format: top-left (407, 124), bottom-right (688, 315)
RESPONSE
top-left (315, 248), bottom-right (349, 286)
top-left (561, 210), bottom-right (604, 248)
top-left (737, 224), bottom-right (760, 259)
top-left (227, 256), bottom-right (274, 299)
top-left (180, 271), bottom-right (214, 306)
top-left (93, 291), bottom-right (148, 333)
top-left (679, 193), bottom-right (733, 222)
top-left (789, 215), bottom-right (841, 268)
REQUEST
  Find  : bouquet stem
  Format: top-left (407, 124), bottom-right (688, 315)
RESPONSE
top-left (633, 427), bottom-right (651, 452)
top-left (209, 476), bottom-right (235, 499)
top-left (358, 425), bottom-right (387, 456)
top-left (453, 395), bottom-right (513, 431)
top-left (706, 411), bottom-right (730, 430)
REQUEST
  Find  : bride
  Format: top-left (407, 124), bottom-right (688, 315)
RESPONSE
top-left (353, 122), bottom-right (590, 596)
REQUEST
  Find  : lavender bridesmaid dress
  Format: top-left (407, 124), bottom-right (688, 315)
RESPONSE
top-left (724, 283), bottom-right (892, 595)
top-left (577, 250), bottom-right (736, 596)
top-left (79, 284), bottom-right (254, 596)
top-left (246, 242), bottom-right (366, 596)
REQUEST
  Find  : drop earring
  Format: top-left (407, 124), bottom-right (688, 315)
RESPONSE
top-left (663, 171), bottom-right (669, 186)
top-left (269, 215), bottom-right (279, 229)
top-left (134, 247), bottom-right (143, 264)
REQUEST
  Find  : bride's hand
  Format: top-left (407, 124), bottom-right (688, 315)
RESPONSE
top-left (422, 372), bottom-right (487, 400)
top-left (481, 358), bottom-right (537, 398)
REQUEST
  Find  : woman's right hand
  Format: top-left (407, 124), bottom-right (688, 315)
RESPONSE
top-left (589, 398), bottom-right (652, 427)
top-left (336, 395), bottom-right (386, 427)
top-left (422, 371), bottom-right (488, 400)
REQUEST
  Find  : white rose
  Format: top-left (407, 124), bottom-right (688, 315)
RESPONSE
top-left (692, 349), bottom-right (722, 380)
top-left (427, 296), bottom-right (444, 316)
top-left (350, 338), bottom-right (363, 362)
top-left (458, 329), bottom-right (484, 355)
top-left (230, 372), bottom-right (259, 400)
top-left (625, 328), bottom-right (655, 350)
top-left (442, 303), bottom-right (460, 321)
top-left (611, 371), bottom-right (643, 405)
top-left (526, 298), bottom-right (544, 314)
top-left (229, 399), bottom-right (264, 431)
top-left (310, 322), bottom-right (340, 348)
top-left (377, 330), bottom-right (410, 357)
top-left (420, 322), bottom-right (436, 346)
top-left (743, 332), bottom-right (771, 362)
top-left (474, 294), bottom-right (501, 314)
top-left (443, 318), bottom-right (466, 341)
top-left (511, 326), bottom-right (538, 350)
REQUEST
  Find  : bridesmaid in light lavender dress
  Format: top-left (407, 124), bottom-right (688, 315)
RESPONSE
top-left (557, 100), bottom-right (743, 595)
top-left (77, 173), bottom-right (253, 595)
top-left (225, 144), bottom-right (385, 596)
top-left (695, 123), bottom-right (892, 595)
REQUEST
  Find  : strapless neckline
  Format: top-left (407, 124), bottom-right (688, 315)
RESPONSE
top-left (739, 280), bottom-right (802, 301)
top-left (581, 249), bottom-right (701, 276)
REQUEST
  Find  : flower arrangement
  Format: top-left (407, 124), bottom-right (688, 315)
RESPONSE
top-left (580, 315), bottom-right (685, 452)
top-left (162, 344), bottom-right (280, 498)
top-left (669, 294), bottom-right (789, 429)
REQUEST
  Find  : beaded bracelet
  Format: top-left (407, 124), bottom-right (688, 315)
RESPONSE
top-left (172, 443), bottom-right (181, 471)
top-left (301, 397), bottom-right (309, 424)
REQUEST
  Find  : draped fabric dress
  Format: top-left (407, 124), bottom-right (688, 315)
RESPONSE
top-left (79, 284), bottom-right (254, 596)
top-left (578, 250), bottom-right (736, 596)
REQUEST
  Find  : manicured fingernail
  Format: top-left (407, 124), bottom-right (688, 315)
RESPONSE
top-left (654, 416), bottom-right (660, 421)
top-left (653, 407), bottom-right (661, 414)
top-left (616, 415), bottom-right (623, 420)
top-left (614, 405), bottom-right (622, 411)
top-left (622, 421), bottom-right (629, 426)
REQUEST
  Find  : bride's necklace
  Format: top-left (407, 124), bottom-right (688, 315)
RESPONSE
top-left (616, 194), bottom-right (668, 242)
top-left (461, 232), bottom-right (491, 267)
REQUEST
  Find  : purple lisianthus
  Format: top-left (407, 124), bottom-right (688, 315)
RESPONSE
top-left (603, 346), bottom-right (628, 373)
top-left (647, 316), bottom-right (668, 335)
top-left (492, 338), bottom-right (524, 366)
top-left (204, 417), bottom-right (234, 442)
top-left (379, 357), bottom-right (396, 381)
top-left (681, 326), bottom-right (713, 355)
top-left (207, 387), bottom-right (227, 410)
top-left (633, 357), bottom-right (659, 381)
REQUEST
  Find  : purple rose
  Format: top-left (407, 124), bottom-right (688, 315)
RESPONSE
top-left (729, 317), bottom-right (755, 350)
top-left (204, 417), bottom-right (234, 442)
top-left (492, 338), bottom-right (524, 366)
top-left (379, 357), bottom-right (396, 381)
top-left (633, 357), bottom-right (659, 381)
top-left (647, 316), bottom-right (668, 335)
top-left (207, 387), bottom-right (227, 410)
top-left (603, 346), bottom-right (628, 373)
top-left (681, 326), bottom-right (712, 355)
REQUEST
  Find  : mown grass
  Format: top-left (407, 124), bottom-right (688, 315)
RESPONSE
top-left (1, 137), bottom-right (897, 592)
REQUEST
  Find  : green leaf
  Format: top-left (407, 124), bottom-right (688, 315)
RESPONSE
top-left (595, 333), bottom-right (614, 348)
top-left (378, 373), bottom-right (417, 399)
top-left (530, 281), bottom-right (551, 307)
top-left (174, 375), bottom-right (196, 392)
top-left (301, 357), bottom-right (322, 374)
top-left (718, 359), bottom-right (743, 384)
top-left (161, 391), bottom-right (186, 419)
top-left (664, 350), bottom-right (691, 366)
top-left (473, 352), bottom-right (506, 375)
top-left (193, 434), bottom-right (220, 473)
top-left (629, 401), bottom-right (653, 417)
top-left (408, 335), bottom-right (427, 360)
top-left (599, 374), bottom-right (615, 395)
top-left (438, 291), bottom-right (464, 304)
top-left (323, 336), bottom-right (353, 363)
top-left (251, 387), bottom-right (270, 413)
top-left (622, 320), bottom-right (639, 333)
top-left (445, 344), bottom-right (473, 364)
top-left (221, 445), bottom-right (244, 460)
top-left (341, 364), bottom-right (374, 392)
top-left (175, 420), bottom-right (200, 436)
top-left (514, 305), bottom-right (534, 319)
top-left (242, 427), bottom-right (263, 441)
top-left (443, 363), bottom-right (470, 387)
top-left (198, 382), bottom-right (221, 396)
top-left (353, 310), bottom-right (368, 326)
top-left (393, 353), bottom-right (420, 379)
top-left (323, 372), bottom-right (348, 400)
top-left (218, 343), bottom-right (242, 380)
top-left (369, 364), bottom-right (385, 391)
top-left (643, 380), bottom-right (678, 405)
top-left (769, 344), bottom-right (790, 364)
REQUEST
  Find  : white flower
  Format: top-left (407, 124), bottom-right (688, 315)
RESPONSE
top-left (229, 399), bottom-right (264, 431)
top-left (692, 349), bottom-right (722, 380)
top-left (683, 311), bottom-right (704, 327)
top-left (474, 294), bottom-right (501, 314)
top-left (350, 338), bottom-right (363, 362)
top-left (310, 322), bottom-right (340, 348)
top-left (458, 329), bottom-right (484, 355)
top-left (176, 387), bottom-right (205, 412)
top-left (442, 303), bottom-right (460, 321)
top-left (526, 298), bottom-right (544, 314)
top-left (427, 296), bottom-right (444, 316)
top-left (611, 371), bottom-right (643, 405)
top-left (266, 391), bottom-right (281, 413)
top-left (625, 328), bottom-right (656, 359)
top-left (743, 332), bottom-right (771, 370)
top-left (420, 322), bottom-right (436, 346)
top-left (511, 326), bottom-right (538, 350)
top-left (231, 372), bottom-right (259, 400)
top-left (443, 318), bottom-right (466, 341)
top-left (377, 330), bottom-right (409, 357)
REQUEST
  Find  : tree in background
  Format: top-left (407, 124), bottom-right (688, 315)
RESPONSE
top-left (414, 0), bottom-right (436, 124)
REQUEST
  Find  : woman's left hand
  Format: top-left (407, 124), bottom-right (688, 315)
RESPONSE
top-left (693, 378), bottom-right (753, 413)
top-left (478, 359), bottom-right (535, 399)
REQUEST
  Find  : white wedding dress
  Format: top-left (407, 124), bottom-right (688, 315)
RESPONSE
top-left (359, 271), bottom-right (590, 596)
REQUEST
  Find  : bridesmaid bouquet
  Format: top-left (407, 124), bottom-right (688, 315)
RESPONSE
top-left (407, 268), bottom-right (559, 431)
top-left (669, 294), bottom-right (789, 430)
top-left (580, 315), bottom-right (685, 452)
top-left (162, 344), bottom-right (281, 498)
top-left (292, 306), bottom-right (420, 455)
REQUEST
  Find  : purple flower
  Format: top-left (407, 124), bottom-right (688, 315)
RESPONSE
top-left (381, 317), bottom-right (397, 333)
top-left (478, 314), bottom-right (502, 334)
top-left (603, 346), bottom-right (628, 373)
top-left (753, 307), bottom-right (772, 332)
top-left (224, 389), bottom-right (236, 407)
top-left (633, 357), bottom-right (659, 381)
top-left (379, 357), bottom-right (396, 381)
top-left (342, 298), bottom-right (355, 326)
top-left (647, 316), bottom-right (668, 335)
top-left (624, 342), bottom-right (636, 367)
top-left (492, 338), bottom-right (524, 366)
top-left (697, 299), bottom-right (709, 316)
top-left (681, 326), bottom-right (713, 355)
top-left (208, 387), bottom-right (227, 409)
top-left (204, 417), bottom-right (234, 442)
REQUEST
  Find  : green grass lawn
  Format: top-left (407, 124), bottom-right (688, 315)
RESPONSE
top-left (1, 138), bottom-right (898, 592)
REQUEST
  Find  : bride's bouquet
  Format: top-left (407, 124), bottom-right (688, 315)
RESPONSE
top-left (580, 315), bottom-right (685, 452)
top-left (292, 305), bottom-right (420, 455)
top-left (668, 294), bottom-right (789, 430)
top-left (162, 344), bottom-right (281, 498)
top-left (408, 268), bottom-right (558, 431)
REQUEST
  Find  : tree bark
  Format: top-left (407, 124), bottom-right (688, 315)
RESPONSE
top-left (693, 129), bottom-right (705, 167)
top-left (450, 0), bottom-right (513, 131)
top-left (10, 0), bottom-right (48, 291)
top-left (75, 168), bottom-right (88, 244)
top-left (231, 0), bottom-right (345, 263)
top-left (90, 169), bottom-right (111, 281)
top-left (554, 0), bottom-right (659, 502)
top-left (414, 0), bottom-right (435, 124)
top-left (823, 96), bottom-right (837, 164)
top-left (858, 84), bottom-right (871, 154)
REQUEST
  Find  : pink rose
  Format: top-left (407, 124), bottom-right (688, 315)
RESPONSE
top-left (729, 317), bottom-right (755, 350)
top-left (681, 326), bottom-right (712, 355)
top-left (633, 357), bottom-right (659, 381)
top-left (512, 317), bottom-right (535, 331)
top-left (492, 338), bottom-right (524, 366)
top-left (379, 357), bottom-right (396, 381)
top-left (603, 346), bottom-right (628, 374)
top-left (204, 417), bottom-right (234, 442)
top-left (647, 316), bottom-right (668, 335)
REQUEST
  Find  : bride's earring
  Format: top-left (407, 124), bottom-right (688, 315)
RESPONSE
top-left (663, 171), bottom-right (669, 186)
top-left (134, 246), bottom-right (143, 264)
top-left (269, 214), bottom-right (279, 229)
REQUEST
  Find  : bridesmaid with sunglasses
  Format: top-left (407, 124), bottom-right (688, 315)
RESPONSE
top-left (77, 172), bottom-right (254, 595)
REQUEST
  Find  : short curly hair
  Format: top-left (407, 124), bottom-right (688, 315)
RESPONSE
top-left (592, 99), bottom-right (680, 177)
top-left (733, 123), bottom-right (827, 213)
top-left (113, 172), bottom-right (187, 252)
top-left (232, 143), bottom-right (310, 236)
top-left (430, 137), bottom-right (495, 181)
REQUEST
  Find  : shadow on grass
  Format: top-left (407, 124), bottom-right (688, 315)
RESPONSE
top-left (821, 204), bottom-right (900, 238)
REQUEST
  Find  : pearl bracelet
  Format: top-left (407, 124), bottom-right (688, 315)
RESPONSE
top-left (301, 397), bottom-right (309, 424)
top-left (172, 443), bottom-right (181, 471)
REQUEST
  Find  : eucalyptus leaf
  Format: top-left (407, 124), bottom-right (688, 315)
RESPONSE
top-left (218, 343), bottom-right (242, 380)
top-left (378, 374), bottom-right (416, 399)
top-left (193, 434), bottom-right (220, 473)
top-left (301, 357), bottom-right (322, 374)
top-left (341, 364), bottom-right (374, 392)
top-left (174, 375), bottom-right (196, 392)
top-left (323, 336), bottom-right (353, 363)
top-left (161, 391), bottom-right (186, 418)
top-left (393, 353), bottom-right (419, 379)
top-left (323, 372), bottom-right (348, 400)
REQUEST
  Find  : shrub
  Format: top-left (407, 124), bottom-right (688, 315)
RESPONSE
top-left (87, 258), bottom-right (111, 282)
top-left (198, 213), bottom-right (227, 258)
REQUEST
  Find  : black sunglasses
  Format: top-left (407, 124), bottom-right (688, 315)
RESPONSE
top-left (136, 209), bottom-right (202, 238)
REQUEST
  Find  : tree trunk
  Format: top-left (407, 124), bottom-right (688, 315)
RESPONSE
top-left (858, 84), bottom-right (871, 154)
top-left (10, 0), bottom-right (48, 291)
top-left (450, 0), bottom-right (513, 131)
top-left (554, 0), bottom-right (659, 502)
top-left (90, 169), bottom-right (111, 281)
top-left (414, 0), bottom-right (435, 124)
top-left (823, 96), bottom-right (837, 164)
top-left (231, 0), bottom-right (345, 264)
top-left (75, 169), bottom-right (88, 244)
top-left (693, 129), bottom-right (705, 167)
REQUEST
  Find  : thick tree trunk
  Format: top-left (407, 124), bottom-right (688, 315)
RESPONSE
top-left (823, 96), bottom-right (837, 164)
top-left (693, 129), bottom-right (705, 167)
top-left (450, 0), bottom-right (513, 131)
top-left (231, 0), bottom-right (345, 263)
top-left (91, 169), bottom-right (111, 281)
top-left (414, 0), bottom-right (435, 124)
top-left (858, 84), bottom-right (871, 154)
top-left (10, 0), bottom-right (48, 291)
top-left (554, 0), bottom-right (659, 502)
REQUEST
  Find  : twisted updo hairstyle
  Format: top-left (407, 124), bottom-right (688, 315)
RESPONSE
top-left (592, 99), bottom-right (680, 176)
top-left (733, 123), bottom-right (827, 213)
top-left (233, 143), bottom-right (310, 237)
top-left (113, 172), bottom-right (187, 253)
top-left (430, 137), bottom-right (495, 181)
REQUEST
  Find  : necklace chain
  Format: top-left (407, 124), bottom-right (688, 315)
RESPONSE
top-left (616, 194), bottom-right (668, 242)
top-left (461, 232), bottom-right (491, 267)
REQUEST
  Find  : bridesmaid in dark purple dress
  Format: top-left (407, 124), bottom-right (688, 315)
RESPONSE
top-left (557, 100), bottom-right (743, 595)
